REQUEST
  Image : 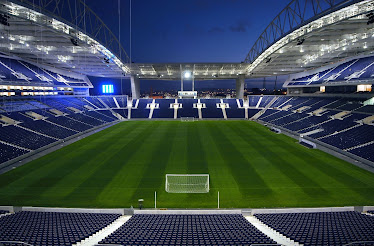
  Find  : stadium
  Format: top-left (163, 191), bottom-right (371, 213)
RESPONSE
top-left (0, 0), bottom-right (374, 245)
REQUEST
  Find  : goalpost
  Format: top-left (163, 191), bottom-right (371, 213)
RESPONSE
top-left (180, 117), bottom-right (195, 122)
top-left (165, 174), bottom-right (209, 193)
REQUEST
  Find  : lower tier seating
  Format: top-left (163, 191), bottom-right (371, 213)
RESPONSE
top-left (0, 211), bottom-right (121, 246)
top-left (0, 142), bottom-right (29, 163)
top-left (255, 211), bottom-right (374, 246)
top-left (99, 214), bottom-right (277, 245)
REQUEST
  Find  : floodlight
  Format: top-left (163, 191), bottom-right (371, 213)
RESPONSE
top-left (184, 71), bottom-right (191, 79)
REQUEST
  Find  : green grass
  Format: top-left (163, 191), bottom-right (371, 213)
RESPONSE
top-left (1, 120), bottom-right (374, 209)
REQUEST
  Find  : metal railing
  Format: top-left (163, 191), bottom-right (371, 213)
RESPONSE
top-left (343, 241), bottom-right (374, 245)
top-left (0, 241), bottom-right (33, 246)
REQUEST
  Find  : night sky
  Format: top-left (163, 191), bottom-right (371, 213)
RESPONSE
top-left (87, 0), bottom-right (291, 94)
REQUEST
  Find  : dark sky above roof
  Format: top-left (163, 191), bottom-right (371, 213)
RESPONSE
top-left (87, 0), bottom-right (290, 63)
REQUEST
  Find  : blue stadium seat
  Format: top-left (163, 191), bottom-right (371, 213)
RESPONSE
top-left (99, 214), bottom-right (277, 245)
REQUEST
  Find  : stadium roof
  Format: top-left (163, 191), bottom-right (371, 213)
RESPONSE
top-left (0, 0), bottom-right (130, 78)
top-left (129, 63), bottom-right (250, 80)
top-left (0, 0), bottom-right (373, 81)
top-left (245, 0), bottom-right (374, 78)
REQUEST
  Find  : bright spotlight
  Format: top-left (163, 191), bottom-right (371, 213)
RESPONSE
top-left (184, 71), bottom-right (191, 79)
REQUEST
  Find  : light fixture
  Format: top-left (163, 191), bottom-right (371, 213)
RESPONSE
top-left (184, 71), bottom-right (191, 79)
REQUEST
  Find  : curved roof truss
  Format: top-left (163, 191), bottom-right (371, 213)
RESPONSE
top-left (245, 0), bottom-right (374, 77)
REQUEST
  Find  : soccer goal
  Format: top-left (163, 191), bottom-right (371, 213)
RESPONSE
top-left (165, 174), bottom-right (209, 193)
top-left (181, 117), bottom-right (195, 122)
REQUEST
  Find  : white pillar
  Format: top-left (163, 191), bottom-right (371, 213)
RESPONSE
top-left (236, 74), bottom-right (245, 99)
top-left (131, 75), bottom-right (140, 99)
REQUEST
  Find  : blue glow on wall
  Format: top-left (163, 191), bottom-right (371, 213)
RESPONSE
top-left (102, 84), bottom-right (114, 94)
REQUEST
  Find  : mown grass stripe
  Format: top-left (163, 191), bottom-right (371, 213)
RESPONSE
top-left (62, 122), bottom-right (159, 206)
top-left (207, 121), bottom-right (272, 197)
top-left (227, 122), bottom-right (329, 198)
top-left (3, 122), bottom-right (141, 206)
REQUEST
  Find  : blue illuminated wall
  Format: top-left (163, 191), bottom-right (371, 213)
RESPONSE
top-left (88, 76), bottom-right (131, 96)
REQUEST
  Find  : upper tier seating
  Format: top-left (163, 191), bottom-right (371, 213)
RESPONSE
top-left (0, 211), bottom-right (121, 246)
top-left (255, 211), bottom-right (374, 246)
top-left (0, 56), bottom-right (87, 86)
top-left (99, 214), bottom-right (277, 246)
top-left (289, 55), bottom-right (374, 85)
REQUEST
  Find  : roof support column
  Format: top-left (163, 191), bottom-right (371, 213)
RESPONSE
top-left (236, 74), bottom-right (245, 99)
top-left (131, 75), bottom-right (140, 99)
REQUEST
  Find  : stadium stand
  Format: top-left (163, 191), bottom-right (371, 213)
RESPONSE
top-left (178, 99), bottom-right (199, 118)
top-left (114, 96), bottom-right (127, 108)
top-left (6, 111), bottom-right (76, 139)
top-left (0, 125), bottom-right (55, 150)
top-left (0, 211), bottom-right (121, 246)
top-left (200, 99), bottom-right (224, 118)
top-left (255, 211), bottom-right (374, 246)
top-left (152, 99), bottom-right (175, 118)
top-left (248, 95), bottom-right (261, 107)
top-left (349, 143), bottom-right (374, 162)
top-left (1, 95), bottom-right (374, 165)
top-left (83, 97), bottom-right (106, 109)
top-left (99, 214), bottom-right (277, 245)
top-left (224, 99), bottom-right (245, 118)
top-left (0, 97), bottom-right (121, 165)
top-left (131, 99), bottom-right (152, 118)
top-left (289, 55), bottom-right (374, 85)
top-left (255, 95), bottom-right (374, 162)
top-left (0, 56), bottom-right (86, 86)
top-left (0, 142), bottom-right (28, 163)
top-left (100, 97), bottom-right (118, 108)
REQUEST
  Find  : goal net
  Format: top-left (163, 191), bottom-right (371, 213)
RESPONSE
top-left (181, 117), bottom-right (195, 122)
top-left (165, 174), bottom-right (209, 193)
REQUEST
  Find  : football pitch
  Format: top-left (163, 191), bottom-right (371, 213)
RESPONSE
top-left (1, 120), bottom-right (374, 209)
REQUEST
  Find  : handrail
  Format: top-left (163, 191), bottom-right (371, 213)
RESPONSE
top-left (343, 241), bottom-right (374, 245)
top-left (0, 241), bottom-right (34, 246)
